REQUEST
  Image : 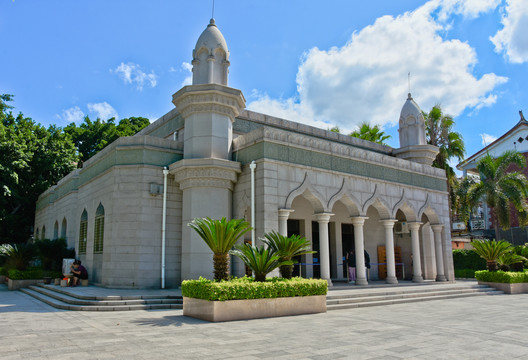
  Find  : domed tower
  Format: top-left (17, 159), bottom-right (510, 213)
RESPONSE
top-left (393, 93), bottom-right (438, 165)
top-left (192, 18), bottom-right (230, 86)
top-left (171, 19), bottom-right (245, 281)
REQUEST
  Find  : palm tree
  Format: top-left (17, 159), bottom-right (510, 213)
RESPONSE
top-left (261, 231), bottom-right (316, 279)
top-left (349, 122), bottom-right (391, 145)
top-left (468, 150), bottom-right (528, 237)
top-left (229, 243), bottom-right (290, 282)
top-left (0, 243), bottom-right (35, 271)
top-left (471, 239), bottom-right (512, 271)
top-left (188, 217), bottom-right (251, 281)
top-left (497, 252), bottom-right (526, 271)
top-left (424, 105), bottom-right (466, 225)
top-left (451, 176), bottom-right (477, 228)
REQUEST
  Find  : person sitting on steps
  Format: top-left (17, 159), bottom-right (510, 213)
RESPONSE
top-left (70, 260), bottom-right (88, 287)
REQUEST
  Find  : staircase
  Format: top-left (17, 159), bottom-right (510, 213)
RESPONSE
top-left (20, 284), bottom-right (183, 311)
top-left (326, 283), bottom-right (503, 311)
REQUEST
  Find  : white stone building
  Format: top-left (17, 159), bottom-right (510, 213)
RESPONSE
top-left (34, 19), bottom-right (454, 288)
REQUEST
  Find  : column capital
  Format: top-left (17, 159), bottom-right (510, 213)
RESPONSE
top-left (407, 222), bottom-right (422, 231)
top-left (278, 208), bottom-right (295, 219)
top-left (350, 216), bottom-right (369, 226)
top-left (171, 158), bottom-right (241, 191)
top-left (314, 213), bottom-right (334, 223)
top-left (431, 224), bottom-right (445, 232)
top-left (379, 219), bottom-right (398, 228)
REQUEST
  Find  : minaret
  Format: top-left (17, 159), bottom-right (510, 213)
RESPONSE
top-left (170, 19), bottom-right (245, 281)
top-left (393, 93), bottom-right (438, 165)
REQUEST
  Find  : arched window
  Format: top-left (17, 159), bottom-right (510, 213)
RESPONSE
top-left (42, 226), bottom-right (46, 240)
top-left (61, 217), bottom-right (67, 239)
top-left (36, 228), bottom-right (40, 240)
top-left (79, 210), bottom-right (88, 254)
top-left (53, 221), bottom-right (59, 239)
top-left (94, 203), bottom-right (105, 254)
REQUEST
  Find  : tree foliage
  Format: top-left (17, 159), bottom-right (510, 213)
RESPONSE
top-left (468, 150), bottom-right (528, 236)
top-left (64, 116), bottom-right (149, 163)
top-left (349, 122), bottom-right (391, 145)
top-left (0, 95), bottom-right (78, 243)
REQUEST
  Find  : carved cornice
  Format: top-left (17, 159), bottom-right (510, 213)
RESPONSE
top-left (172, 84), bottom-right (245, 122)
top-left (171, 158), bottom-right (241, 191)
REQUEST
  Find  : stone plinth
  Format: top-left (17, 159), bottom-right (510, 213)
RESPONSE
top-left (183, 295), bottom-right (327, 322)
top-left (393, 144), bottom-right (439, 166)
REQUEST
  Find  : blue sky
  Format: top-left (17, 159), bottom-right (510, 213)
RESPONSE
top-left (1, 0), bottom-right (527, 164)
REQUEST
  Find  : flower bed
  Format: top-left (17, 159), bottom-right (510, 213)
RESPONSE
top-left (182, 276), bottom-right (328, 322)
top-left (475, 270), bottom-right (528, 294)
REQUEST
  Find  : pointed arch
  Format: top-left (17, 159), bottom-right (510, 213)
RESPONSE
top-left (328, 179), bottom-right (361, 217)
top-left (41, 225), bottom-right (46, 240)
top-left (284, 173), bottom-right (326, 213)
top-left (362, 184), bottom-right (391, 218)
top-left (79, 209), bottom-right (88, 254)
top-left (418, 194), bottom-right (441, 224)
top-left (61, 217), bottom-right (67, 239)
top-left (53, 220), bottom-right (59, 240)
top-left (392, 189), bottom-right (418, 222)
top-left (94, 203), bottom-right (105, 254)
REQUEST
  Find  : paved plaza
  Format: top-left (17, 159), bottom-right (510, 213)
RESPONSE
top-left (1, 284), bottom-right (527, 360)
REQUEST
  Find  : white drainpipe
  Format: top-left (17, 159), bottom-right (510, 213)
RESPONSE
top-left (161, 167), bottom-right (169, 289)
top-left (250, 161), bottom-right (256, 244)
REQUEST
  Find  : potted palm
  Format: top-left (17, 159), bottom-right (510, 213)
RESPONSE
top-left (183, 219), bottom-right (327, 321)
top-left (261, 231), bottom-right (315, 279)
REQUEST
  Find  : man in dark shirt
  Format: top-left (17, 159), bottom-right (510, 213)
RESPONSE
top-left (70, 260), bottom-right (88, 286)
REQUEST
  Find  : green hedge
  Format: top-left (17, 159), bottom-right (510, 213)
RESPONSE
top-left (475, 270), bottom-right (528, 284)
top-left (0, 267), bottom-right (7, 276)
top-left (455, 269), bottom-right (476, 278)
top-left (7, 268), bottom-right (62, 280)
top-left (182, 276), bottom-right (328, 301)
top-left (452, 249), bottom-right (486, 270)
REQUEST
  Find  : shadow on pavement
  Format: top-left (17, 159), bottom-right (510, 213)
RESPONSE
top-left (131, 315), bottom-right (208, 327)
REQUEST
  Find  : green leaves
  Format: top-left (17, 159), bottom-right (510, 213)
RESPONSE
top-left (471, 239), bottom-right (512, 271)
top-left (188, 217), bottom-right (251, 281)
top-left (229, 243), bottom-right (291, 282)
top-left (349, 122), bottom-right (391, 145)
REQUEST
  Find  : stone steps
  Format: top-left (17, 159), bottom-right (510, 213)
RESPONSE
top-left (326, 284), bottom-right (503, 310)
top-left (20, 284), bottom-right (183, 311)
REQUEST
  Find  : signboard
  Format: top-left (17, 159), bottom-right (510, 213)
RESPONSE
top-left (452, 222), bottom-right (466, 231)
top-left (471, 220), bottom-right (485, 230)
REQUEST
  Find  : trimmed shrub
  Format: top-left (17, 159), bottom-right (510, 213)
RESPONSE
top-left (452, 249), bottom-right (486, 270)
top-left (35, 238), bottom-right (75, 271)
top-left (475, 270), bottom-right (528, 284)
top-left (0, 266), bottom-right (7, 276)
top-left (454, 269), bottom-right (476, 278)
top-left (182, 276), bottom-right (328, 301)
top-left (6, 268), bottom-right (62, 280)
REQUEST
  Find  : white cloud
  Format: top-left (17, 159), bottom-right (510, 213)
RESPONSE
top-left (59, 106), bottom-right (85, 124)
top-left (481, 133), bottom-right (498, 146)
top-left (436, 0), bottom-right (501, 21)
top-left (112, 62), bottom-right (158, 90)
top-left (490, 0), bottom-right (528, 63)
top-left (87, 102), bottom-right (118, 120)
top-left (181, 62), bottom-right (193, 87)
top-left (248, 1), bottom-right (507, 131)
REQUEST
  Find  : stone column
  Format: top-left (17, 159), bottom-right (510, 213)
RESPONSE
top-left (380, 219), bottom-right (398, 284)
top-left (278, 209), bottom-right (295, 236)
top-left (351, 216), bottom-right (369, 285)
top-left (408, 222), bottom-right (423, 282)
top-left (172, 159), bottom-right (241, 280)
top-left (431, 224), bottom-right (447, 282)
top-left (315, 213), bottom-right (334, 286)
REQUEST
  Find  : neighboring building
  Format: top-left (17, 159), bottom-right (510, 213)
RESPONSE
top-left (457, 111), bottom-right (528, 245)
top-left (34, 19), bottom-right (454, 288)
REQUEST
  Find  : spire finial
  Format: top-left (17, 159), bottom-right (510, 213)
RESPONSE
top-left (408, 72), bottom-right (411, 95)
top-left (212, 0), bottom-right (215, 19)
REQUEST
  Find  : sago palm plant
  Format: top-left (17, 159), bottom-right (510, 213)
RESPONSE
top-left (261, 231), bottom-right (315, 279)
top-left (471, 239), bottom-right (512, 272)
top-left (229, 243), bottom-right (291, 282)
top-left (0, 243), bottom-right (36, 271)
top-left (188, 217), bottom-right (251, 281)
top-left (497, 252), bottom-right (526, 271)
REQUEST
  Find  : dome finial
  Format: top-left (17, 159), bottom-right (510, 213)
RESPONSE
top-left (209, 18), bottom-right (216, 27)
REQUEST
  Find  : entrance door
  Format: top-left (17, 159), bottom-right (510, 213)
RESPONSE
top-left (341, 224), bottom-right (355, 278)
top-left (287, 220), bottom-right (301, 277)
top-left (311, 221), bottom-right (321, 279)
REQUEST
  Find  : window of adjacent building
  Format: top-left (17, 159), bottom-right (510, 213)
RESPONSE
top-left (61, 217), bottom-right (67, 239)
top-left (79, 210), bottom-right (88, 254)
top-left (94, 203), bottom-right (105, 254)
top-left (53, 221), bottom-right (59, 239)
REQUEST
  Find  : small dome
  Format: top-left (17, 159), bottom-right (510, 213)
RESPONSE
top-left (193, 18), bottom-right (229, 58)
top-left (399, 93), bottom-right (423, 124)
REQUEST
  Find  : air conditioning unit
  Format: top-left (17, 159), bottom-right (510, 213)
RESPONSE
top-left (394, 221), bottom-right (409, 234)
